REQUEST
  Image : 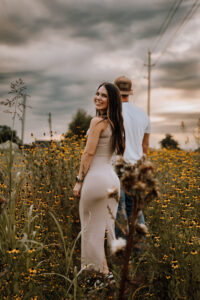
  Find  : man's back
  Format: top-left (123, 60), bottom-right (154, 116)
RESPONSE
top-left (123, 102), bottom-right (151, 164)
top-left (114, 75), bottom-right (150, 237)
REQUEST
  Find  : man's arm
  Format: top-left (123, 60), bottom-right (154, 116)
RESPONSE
top-left (142, 133), bottom-right (150, 154)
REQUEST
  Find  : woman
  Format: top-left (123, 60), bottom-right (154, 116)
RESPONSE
top-left (73, 82), bottom-right (125, 278)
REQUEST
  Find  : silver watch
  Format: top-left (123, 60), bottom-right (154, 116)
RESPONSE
top-left (76, 176), bottom-right (83, 183)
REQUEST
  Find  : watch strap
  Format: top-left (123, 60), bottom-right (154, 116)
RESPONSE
top-left (76, 176), bottom-right (83, 183)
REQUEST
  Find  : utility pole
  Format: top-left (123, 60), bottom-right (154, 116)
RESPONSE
top-left (147, 51), bottom-right (151, 116)
top-left (145, 51), bottom-right (155, 117)
top-left (48, 112), bottom-right (53, 140)
top-left (21, 94), bottom-right (26, 145)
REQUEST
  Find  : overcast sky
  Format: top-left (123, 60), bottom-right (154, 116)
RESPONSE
top-left (0, 0), bottom-right (200, 148)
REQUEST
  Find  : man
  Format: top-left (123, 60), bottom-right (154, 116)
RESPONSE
top-left (114, 75), bottom-right (151, 238)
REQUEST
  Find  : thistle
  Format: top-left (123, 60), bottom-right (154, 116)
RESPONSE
top-left (107, 187), bottom-right (119, 202)
top-left (114, 155), bottom-right (160, 300)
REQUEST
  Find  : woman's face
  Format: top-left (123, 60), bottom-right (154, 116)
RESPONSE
top-left (94, 85), bottom-right (108, 113)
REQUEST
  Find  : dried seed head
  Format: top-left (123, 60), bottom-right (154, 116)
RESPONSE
top-left (145, 187), bottom-right (160, 204)
top-left (134, 181), bottom-right (146, 191)
top-left (110, 238), bottom-right (126, 255)
top-left (107, 187), bottom-right (119, 201)
top-left (114, 156), bottom-right (126, 178)
top-left (124, 163), bottom-right (135, 173)
top-left (135, 223), bottom-right (148, 235)
top-left (121, 172), bottom-right (137, 194)
top-left (138, 161), bottom-right (155, 176)
top-left (135, 155), bottom-right (146, 167)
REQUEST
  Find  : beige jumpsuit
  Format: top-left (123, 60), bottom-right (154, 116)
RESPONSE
top-left (79, 125), bottom-right (120, 272)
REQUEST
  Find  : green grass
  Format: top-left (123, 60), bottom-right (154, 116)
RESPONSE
top-left (0, 143), bottom-right (199, 299)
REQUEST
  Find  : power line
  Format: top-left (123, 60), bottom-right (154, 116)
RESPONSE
top-left (136, 0), bottom-right (199, 118)
top-left (153, 0), bottom-right (200, 66)
top-left (135, 0), bottom-right (184, 94)
top-left (152, 0), bottom-right (184, 52)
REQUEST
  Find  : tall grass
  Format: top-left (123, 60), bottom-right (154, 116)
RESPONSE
top-left (0, 141), bottom-right (199, 299)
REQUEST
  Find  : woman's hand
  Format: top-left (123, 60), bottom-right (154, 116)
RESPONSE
top-left (73, 182), bottom-right (83, 198)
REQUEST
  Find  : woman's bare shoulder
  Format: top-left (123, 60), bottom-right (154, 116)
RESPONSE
top-left (89, 117), bottom-right (108, 131)
top-left (90, 117), bottom-right (107, 127)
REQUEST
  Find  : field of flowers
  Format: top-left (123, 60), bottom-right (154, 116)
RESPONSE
top-left (0, 138), bottom-right (199, 300)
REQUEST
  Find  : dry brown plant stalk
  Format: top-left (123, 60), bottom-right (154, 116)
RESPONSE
top-left (107, 205), bottom-right (128, 236)
top-left (114, 156), bottom-right (159, 300)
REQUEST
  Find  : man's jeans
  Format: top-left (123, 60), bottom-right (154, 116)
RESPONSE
top-left (115, 189), bottom-right (145, 238)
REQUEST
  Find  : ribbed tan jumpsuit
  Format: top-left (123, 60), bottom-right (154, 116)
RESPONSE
top-left (79, 125), bottom-right (120, 272)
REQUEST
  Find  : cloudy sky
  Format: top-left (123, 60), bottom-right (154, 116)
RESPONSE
top-left (0, 0), bottom-right (200, 148)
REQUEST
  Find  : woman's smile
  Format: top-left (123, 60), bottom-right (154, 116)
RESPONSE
top-left (95, 100), bottom-right (104, 107)
top-left (94, 85), bottom-right (108, 112)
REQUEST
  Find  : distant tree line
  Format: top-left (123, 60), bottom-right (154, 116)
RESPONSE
top-left (0, 125), bottom-right (21, 145)
top-left (65, 109), bottom-right (92, 139)
top-left (159, 134), bottom-right (179, 150)
top-left (1, 107), bottom-right (198, 152)
top-left (66, 109), bottom-right (181, 150)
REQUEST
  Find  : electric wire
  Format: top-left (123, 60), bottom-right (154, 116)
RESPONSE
top-left (152, 0), bottom-right (184, 52)
top-left (136, 0), bottom-right (183, 90)
top-left (153, 0), bottom-right (200, 66)
top-left (134, 0), bottom-right (199, 101)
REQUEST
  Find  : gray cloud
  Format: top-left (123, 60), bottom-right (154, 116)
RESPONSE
top-left (0, 0), bottom-right (190, 46)
top-left (153, 58), bottom-right (200, 93)
top-left (0, 0), bottom-right (199, 147)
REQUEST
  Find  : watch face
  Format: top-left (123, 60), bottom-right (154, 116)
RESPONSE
top-left (76, 176), bottom-right (81, 182)
top-left (76, 176), bottom-right (83, 183)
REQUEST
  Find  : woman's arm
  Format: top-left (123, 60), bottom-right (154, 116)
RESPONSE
top-left (73, 117), bottom-right (107, 197)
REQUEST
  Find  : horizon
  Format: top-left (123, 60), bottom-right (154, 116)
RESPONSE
top-left (0, 0), bottom-right (200, 149)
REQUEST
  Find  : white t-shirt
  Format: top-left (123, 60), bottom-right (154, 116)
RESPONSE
top-left (122, 102), bottom-right (151, 164)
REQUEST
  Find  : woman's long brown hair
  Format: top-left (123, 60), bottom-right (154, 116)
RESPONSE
top-left (97, 82), bottom-right (125, 155)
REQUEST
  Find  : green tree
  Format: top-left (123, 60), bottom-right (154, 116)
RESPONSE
top-left (0, 125), bottom-right (21, 145)
top-left (160, 134), bottom-right (180, 150)
top-left (66, 109), bottom-right (92, 138)
top-left (0, 78), bottom-right (29, 145)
